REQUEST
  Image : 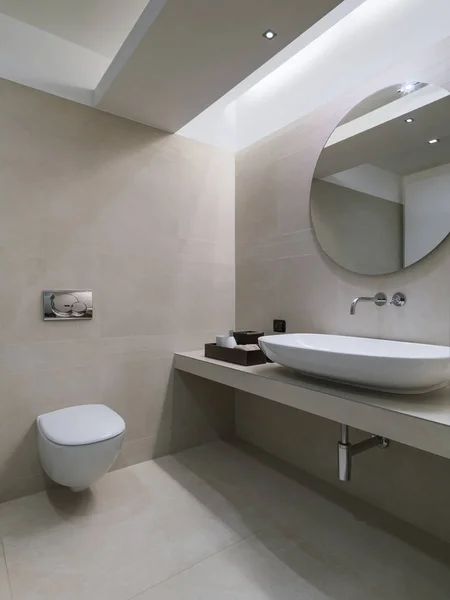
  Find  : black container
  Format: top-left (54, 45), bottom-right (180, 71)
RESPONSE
top-left (204, 343), bottom-right (266, 366)
top-left (232, 330), bottom-right (264, 345)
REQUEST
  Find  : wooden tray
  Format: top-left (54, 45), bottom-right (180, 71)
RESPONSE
top-left (204, 343), bottom-right (267, 366)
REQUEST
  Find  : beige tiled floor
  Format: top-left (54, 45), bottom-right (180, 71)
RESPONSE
top-left (0, 441), bottom-right (449, 599)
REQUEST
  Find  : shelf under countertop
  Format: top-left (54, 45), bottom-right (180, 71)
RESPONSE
top-left (174, 350), bottom-right (450, 460)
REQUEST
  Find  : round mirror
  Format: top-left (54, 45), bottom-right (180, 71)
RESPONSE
top-left (311, 82), bottom-right (450, 275)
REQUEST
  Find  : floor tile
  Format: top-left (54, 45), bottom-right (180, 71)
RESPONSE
top-left (133, 528), bottom-right (303, 600)
top-left (2, 488), bottom-right (245, 600)
top-left (0, 461), bottom-right (154, 539)
top-left (132, 453), bottom-right (270, 538)
top-left (0, 441), bottom-right (449, 600)
top-left (0, 446), bottom-right (266, 600)
top-left (133, 526), bottom-right (378, 600)
top-left (135, 442), bottom-right (450, 600)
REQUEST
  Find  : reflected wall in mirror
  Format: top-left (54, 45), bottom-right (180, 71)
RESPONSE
top-left (311, 82), bottom-right (450, 275)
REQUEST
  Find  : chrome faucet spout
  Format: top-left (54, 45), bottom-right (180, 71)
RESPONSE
top-left (350, 292), bottom-right (387, 315)
top-left (350, 297), bottom-right (373, 315)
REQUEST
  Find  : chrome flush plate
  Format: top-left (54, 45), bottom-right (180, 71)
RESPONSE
top-left (43, 290), bottom-right (93, 320)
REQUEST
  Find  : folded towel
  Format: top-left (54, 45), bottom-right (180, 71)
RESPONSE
top-left (234, 344), bottom-right (261, 351)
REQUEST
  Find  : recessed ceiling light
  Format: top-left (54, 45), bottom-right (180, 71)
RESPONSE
top-left (263, 29), bottom-right (277, 40)
top-left (398, 82), bottom-right (418, 94)
top-left (404, 118), bottom-right (414, 123)
top-left (428, 138), bottom-right (439, 144)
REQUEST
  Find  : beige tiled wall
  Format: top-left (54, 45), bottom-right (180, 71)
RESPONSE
top-left (0, 79), bottom-right (235, 502)
top-left (235, 39), bottom-right (450, 542)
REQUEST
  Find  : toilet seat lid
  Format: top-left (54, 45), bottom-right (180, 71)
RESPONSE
top-left (38, 404), bottom-right (125, 446)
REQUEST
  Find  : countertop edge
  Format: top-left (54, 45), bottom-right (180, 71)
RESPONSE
top-left (174, 351), bottom-right (450, 460)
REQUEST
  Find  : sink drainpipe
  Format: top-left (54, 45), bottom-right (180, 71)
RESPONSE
top-left (338, 425), bottom-right (389, 481)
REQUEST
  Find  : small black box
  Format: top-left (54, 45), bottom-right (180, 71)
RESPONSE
top-left (233, 330), bottom-right (264, 345)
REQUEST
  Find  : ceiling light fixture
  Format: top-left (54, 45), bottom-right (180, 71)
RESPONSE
top-left (398, 82), bottom-right (418, 95)
top-left (428, 138), bottom-right (439, 144)
top-left (404, 118), bottom-right (414, 123)
top-left (263, 29), bottom-right (277, 40)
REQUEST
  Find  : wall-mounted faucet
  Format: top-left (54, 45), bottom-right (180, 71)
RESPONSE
top-left (350, 292), bottom-right (387, 315)
top-left (350, 292), bottom-right (407, 315)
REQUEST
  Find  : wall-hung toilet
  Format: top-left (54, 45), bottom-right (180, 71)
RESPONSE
top-left (37, 404), bottom-right (125, 492)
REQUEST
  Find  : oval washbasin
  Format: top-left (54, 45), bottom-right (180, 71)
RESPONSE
top-left (258, 334), bottom-right (450, 393)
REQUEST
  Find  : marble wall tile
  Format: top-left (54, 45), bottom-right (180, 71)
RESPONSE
top-left (0, 79), bottom-right (235, 501)
top-left (235, 40), bottom-right (450, 541)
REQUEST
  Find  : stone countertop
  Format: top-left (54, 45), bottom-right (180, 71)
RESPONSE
top-left (174, 350), bottom-right (450, 460)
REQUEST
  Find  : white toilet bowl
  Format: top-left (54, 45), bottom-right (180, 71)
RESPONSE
top-left (37, 404), bottom-right (125, 491)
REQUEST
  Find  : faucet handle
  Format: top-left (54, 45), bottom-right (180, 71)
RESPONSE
top-left (390, 292), bottom-right (407, 307)
top-left (373, 292), bottom-right (388, 306)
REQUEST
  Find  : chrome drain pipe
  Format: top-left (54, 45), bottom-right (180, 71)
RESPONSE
top-left (338, 425), bottom-right (389, 481)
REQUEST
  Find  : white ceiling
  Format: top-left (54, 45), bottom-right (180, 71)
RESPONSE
top-left (96, 0), bottom-right (345, 132)
top-left (1, 0), bottom-right (450, 150)
top-left (0, 0), bottom-right (149, 58)
top-left (218, 0), bottom-right (450, 150)
top-left (316, 95), bottom-right (450, 178)
top-left (0, 0), bottom-right (351, 129)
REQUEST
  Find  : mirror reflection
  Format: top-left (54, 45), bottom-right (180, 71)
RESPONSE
top-left (311, 82), bottom-right (450, 275)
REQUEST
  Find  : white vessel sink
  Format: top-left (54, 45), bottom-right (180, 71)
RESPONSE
top-left (259, 334), bottom-right (450, 393)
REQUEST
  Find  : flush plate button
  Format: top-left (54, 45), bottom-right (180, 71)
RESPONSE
top-left (43, 290), bottom-right (93, 320)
